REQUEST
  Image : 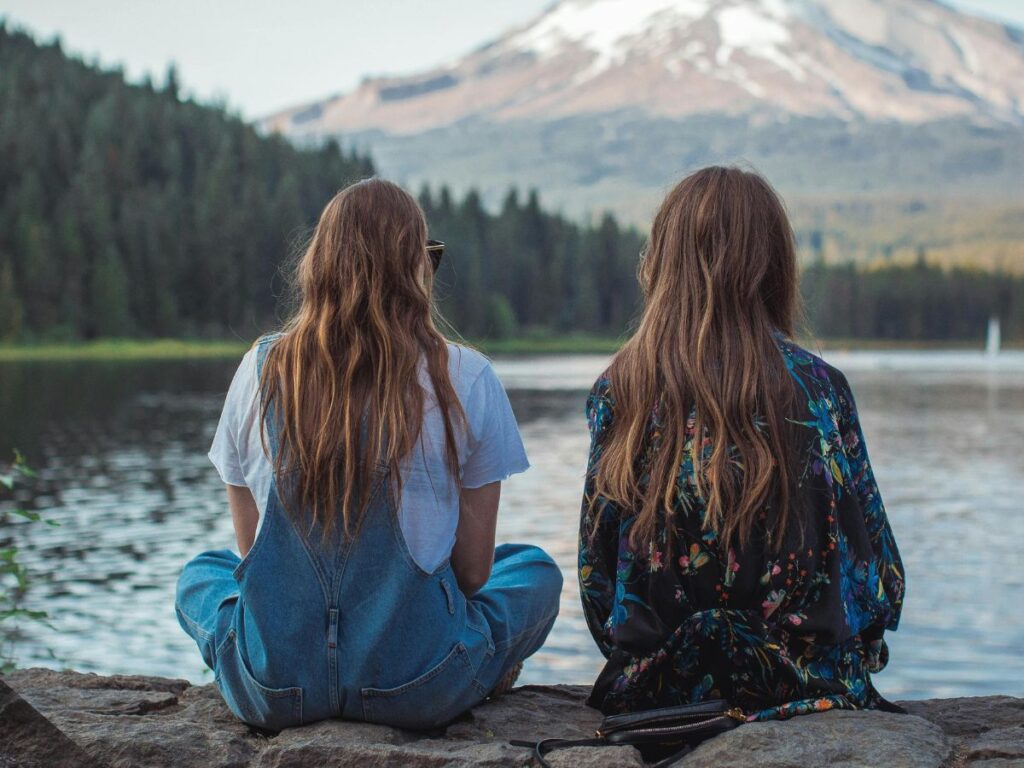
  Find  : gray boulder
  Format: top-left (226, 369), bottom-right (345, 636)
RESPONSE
top-left (2, 669), bottom-right (1021, 768)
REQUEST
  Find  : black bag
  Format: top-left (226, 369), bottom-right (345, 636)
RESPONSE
top-left (511, 699), bottom-right (745, 767)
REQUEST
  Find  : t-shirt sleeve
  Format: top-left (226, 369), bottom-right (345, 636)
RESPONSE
top-left (208, 349), bottom-right (258, 487)
top-left (460, 362), bottom-right (530, 489)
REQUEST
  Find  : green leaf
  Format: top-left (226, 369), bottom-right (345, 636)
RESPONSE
top-left (0, 473), bottom-right (13, 490)
top-left (8, 509), bottom-right (57, 526)
top-left (10, 450), bottom-right (37, 479)
top-left (0, 608), bottom-right (49, 621)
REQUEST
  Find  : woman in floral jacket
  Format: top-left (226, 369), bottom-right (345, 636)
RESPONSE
top-left (579, 166), bottom-right (905, 721)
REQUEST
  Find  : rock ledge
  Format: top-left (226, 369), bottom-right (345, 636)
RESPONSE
top-left (2, 668), bottom-right (1022, 767)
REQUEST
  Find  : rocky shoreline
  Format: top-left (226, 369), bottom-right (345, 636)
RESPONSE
top-left (2, 668), bottom-right (1022, 767)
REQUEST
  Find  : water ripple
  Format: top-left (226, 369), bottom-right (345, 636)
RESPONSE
top-left (1, 354), bottom-right (1021, 697)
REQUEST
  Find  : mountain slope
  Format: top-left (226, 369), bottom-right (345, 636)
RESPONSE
top-left (264, 0), bottom-right (1024, 137)
top-left (260, 0), bottom-right (1024, 263)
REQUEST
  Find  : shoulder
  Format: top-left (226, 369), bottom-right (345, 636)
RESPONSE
top-left (589, 374), bottom-right (610, 411)
top-left (443, 344), bottom-right (508, 411)
top-left (586, 373), bottom-right (614, 434)
top-left (445, 343), bottom-right (495, 392)
top-left (776, 337), bottom-right (859, 425)
top-left (588, 373), bottom-right (613, 405)
top-left (776, 337), bottom-right (851, 394)
top-left (234, 345), bottom-right (260, 388)
top-left (217, 345), bottom-right (261, 433)
top-left (253, 332), bottom-right (284, 368)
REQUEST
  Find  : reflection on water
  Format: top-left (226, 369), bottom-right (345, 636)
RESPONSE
top-left (1, 351), bottom-right (1023, 699)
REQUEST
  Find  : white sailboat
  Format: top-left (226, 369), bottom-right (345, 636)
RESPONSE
top-left (986, 316), bottom-right (1001, 358)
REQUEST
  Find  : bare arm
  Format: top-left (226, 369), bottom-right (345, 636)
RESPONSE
top-left (450, 481), bottom-right (500, 596)
top-left (227, 484), bottom-right (259, 557)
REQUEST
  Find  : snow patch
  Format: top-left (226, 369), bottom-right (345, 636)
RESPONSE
top-left (717, 4), bottom-right (790, 58)
top-left (716, 2), bottom-right (805, 81)
top-left (508, 0), bottom-right (809, 84)
top-left (509, 0), bottom-right (710, 71)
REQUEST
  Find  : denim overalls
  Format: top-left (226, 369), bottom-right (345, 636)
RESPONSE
top-left (176, 335), bottom-right (562, 730)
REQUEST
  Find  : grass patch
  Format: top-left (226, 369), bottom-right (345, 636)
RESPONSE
top-left (0, 335), bottom-right (1016, 361)
top-left (0, 339), bottom-right (250, 362)
top-left (0, 335), bottom-right (626, 361)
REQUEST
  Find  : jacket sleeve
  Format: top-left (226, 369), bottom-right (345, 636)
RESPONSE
top-left (834, 372), bottom-right (906, 642)
top-left (578, 378), bottom-right (619, 658)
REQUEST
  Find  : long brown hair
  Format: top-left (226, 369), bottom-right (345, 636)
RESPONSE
top-left (259, 178), bottom-right (463, 535)
top-left (592, 166), bottom-right (800, 552)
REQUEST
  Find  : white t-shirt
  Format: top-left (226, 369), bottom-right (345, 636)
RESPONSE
top-left (208, 343), bottom-right (530, 572)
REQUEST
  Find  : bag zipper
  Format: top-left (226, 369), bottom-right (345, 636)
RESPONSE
top-left (597, 708), bottom-right (745, 739)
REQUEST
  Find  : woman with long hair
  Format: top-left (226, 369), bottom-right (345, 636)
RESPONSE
top-left (579, 166), bottom-right (904, 720)
top-left (176, 178), bottom-right (561, 731)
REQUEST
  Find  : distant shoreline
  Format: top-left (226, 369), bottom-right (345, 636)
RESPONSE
top-left (0, 335), bottom-right (1018, 362)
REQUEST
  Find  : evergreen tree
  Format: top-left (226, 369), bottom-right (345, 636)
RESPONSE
top-left (0, 26), bottom-right (1020, 345)
top-left (0, 27), bottom-right (372, 340)
top-left (164, 63), bottom-right (180, 101)
top-left (0, 258), bottom-right (24, 341)
top-left (89, 245), bottom-right (131, 337)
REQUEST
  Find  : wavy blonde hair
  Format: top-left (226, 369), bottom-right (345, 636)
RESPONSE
top-left (592, 167), bottom-right (801, 551)
top-left (259, 178), bottom-right (463, 535)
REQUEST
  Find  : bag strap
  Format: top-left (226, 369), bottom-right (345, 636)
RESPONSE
top-left (509, 738), bottom-right (601, 768)
top-left (868, 679), bottom-right (907, 715)
top-left (876, 695), bottom-right (906, 714)
top-left (509, 738), bottom-right (692, 768)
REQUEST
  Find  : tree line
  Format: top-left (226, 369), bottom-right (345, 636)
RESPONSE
top-left (0, 26), bottom-right (1020, 345)
top-left (419, 187), bottom-right (644, 339)
top-left (0, 27), bottom-right (373, 341)
top-left (802, 256), bottom-right (1022, 342)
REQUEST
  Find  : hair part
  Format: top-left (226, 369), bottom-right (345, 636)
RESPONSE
top-left (258, 178), bottom-right (464, 536)
top-left (592, 166), bottom-right (801, 552)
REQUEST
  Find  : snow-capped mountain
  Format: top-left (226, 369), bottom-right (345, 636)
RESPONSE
top-left (260, 0), bottom-right (1024, 241)
top-left (264, 0), bottom-right (1024, 137)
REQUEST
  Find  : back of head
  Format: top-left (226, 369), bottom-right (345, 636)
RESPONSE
top-left (259, 178), bottom-right (463, 535)
top-left (594, 166), bottom-right (800, 551)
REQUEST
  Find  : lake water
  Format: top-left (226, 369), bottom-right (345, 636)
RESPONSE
top-left (1, 350), bottom-right (1023, 699)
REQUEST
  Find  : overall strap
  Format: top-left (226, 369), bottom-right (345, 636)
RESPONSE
top-left (254, 333), bottom-right (284, 460)
top-left (251, 331), bottom-right (355, 610)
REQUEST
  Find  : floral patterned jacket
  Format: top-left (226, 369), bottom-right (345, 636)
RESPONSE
top-left (579, 338), bottom-right (905, 721)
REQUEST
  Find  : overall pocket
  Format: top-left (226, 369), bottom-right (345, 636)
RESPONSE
top-left (360, 642), bottom-right (477, 730)
top-left (215, 630), bottom-right (303, 731)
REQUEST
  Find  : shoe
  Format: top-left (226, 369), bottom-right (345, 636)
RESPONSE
top-left (487, 661), bottom-right (523, 699)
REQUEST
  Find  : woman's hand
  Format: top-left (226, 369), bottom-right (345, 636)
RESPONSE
top-left (451, 481), bottom-right (500, 596)
top-left (227, 484), bottom-right (259, 557)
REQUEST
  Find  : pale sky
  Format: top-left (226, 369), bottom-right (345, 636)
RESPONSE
top-left (1, 0), bottom-right (1022, 120)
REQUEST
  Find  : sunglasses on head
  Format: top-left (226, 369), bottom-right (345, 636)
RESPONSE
top-left (426, 239), bottom-right (445, 273)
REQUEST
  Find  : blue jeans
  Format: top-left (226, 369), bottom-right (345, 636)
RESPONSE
top-left (176, 542), bottom-right (562, 729)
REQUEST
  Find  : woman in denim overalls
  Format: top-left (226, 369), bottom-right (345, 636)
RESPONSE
top-left (175, 179), bottom-right (562, 731)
